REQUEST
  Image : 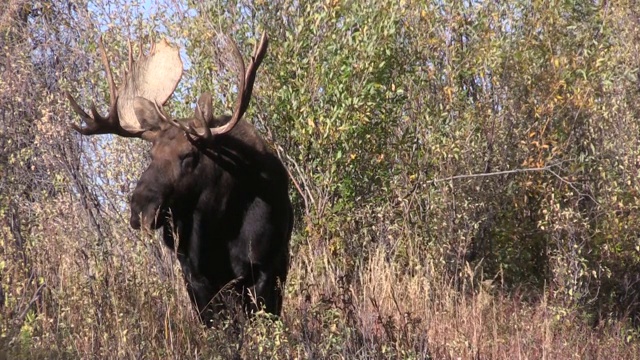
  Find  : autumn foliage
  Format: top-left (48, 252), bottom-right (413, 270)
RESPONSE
top-left (2, 1), bottom-right (640, 358)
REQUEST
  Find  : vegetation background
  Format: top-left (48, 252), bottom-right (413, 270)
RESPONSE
top-left (2, 0), bottom-right (640, 358)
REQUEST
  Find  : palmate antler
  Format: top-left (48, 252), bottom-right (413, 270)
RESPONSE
top-left (66, 35), bottom-right (183, 139)
top-left (161, 33), bottom-right (269, 141)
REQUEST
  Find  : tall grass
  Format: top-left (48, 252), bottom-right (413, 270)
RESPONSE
top-left (1, 199), bottom-right (637, 359)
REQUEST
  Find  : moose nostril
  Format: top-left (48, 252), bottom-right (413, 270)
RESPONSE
top-left (130, 214), bottom-right (141, 230)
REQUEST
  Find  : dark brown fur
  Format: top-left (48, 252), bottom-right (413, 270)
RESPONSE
top-left (130, 111), bottom-right (292, 325)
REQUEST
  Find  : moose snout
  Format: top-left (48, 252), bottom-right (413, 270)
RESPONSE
top-left (129, 196), bottom-right (146, 230)
top-left (129, 182), bottom-right (164, 231)
top-left (130, 211), bottom-right (142, 230)
top-left (129, 199), bottom-right (163, 231)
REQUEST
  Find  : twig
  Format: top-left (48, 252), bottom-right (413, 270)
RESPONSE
top-left (369, 296), bottom-right (396, 344)
top-left (285, 152), bottom-right (316, 212)
top-left (9, 281), bottom-right (46, 346)
top-left (426, 161), bottom-right (599, 205)
top-left (16, 283), bottom-right (46, 324)
top-left (284, 162), bottom-right (310, 217)
top-left (425, 163), bottom-right (562, 185)
top-left (546, 167), bottom-right (599, 205)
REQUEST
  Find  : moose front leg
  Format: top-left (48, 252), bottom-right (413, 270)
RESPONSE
top-left (246, 268), bottom-right (282, 315)
top-left (177, 255), bottom-right (220, 327)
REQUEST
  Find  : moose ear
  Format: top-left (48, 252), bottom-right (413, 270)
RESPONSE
top-left (195, 93), bottom-right (214, 126)
top-left (133, 97), bottom-right (164, 131)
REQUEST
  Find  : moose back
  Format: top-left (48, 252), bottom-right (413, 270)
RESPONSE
top-left (66, 34), bottom-right (292, 326)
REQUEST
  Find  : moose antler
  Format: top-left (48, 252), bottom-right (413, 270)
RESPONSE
top-left (165, 33), bottom-right (268, 142)
top-left (209, 33), bottom-right (268, 135)
top-left (66, 35), bottom-right (183, 139)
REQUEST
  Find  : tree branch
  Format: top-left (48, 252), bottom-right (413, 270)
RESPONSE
top-left (425, 161), bottom-right (598, 204)
top-left (425, 163), bottom-right (562, 185)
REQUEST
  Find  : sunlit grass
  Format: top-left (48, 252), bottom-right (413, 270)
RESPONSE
top-left (1, 205), bottom-right (638, 359)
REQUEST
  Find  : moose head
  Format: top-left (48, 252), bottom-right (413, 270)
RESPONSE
top-left (66, 34), bottom-right (292, 324)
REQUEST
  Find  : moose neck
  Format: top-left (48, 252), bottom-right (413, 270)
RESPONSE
top-left (206, 120), bottom-right (290, 197)
top-left (161, 121), bottom-right (281, 252)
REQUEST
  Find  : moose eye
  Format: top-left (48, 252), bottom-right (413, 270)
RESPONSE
top-left (180, 152), bottom-right (199, 172)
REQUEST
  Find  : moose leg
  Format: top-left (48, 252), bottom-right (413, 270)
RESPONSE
top-left (241, 267), bottom-right (273, 314)
top-left (268, 252), bottom-right (288, 315)
top-left (273, 256), bottom-right (288, 315)
top-left (233, 198), bottom-right (290, 316)
top-left (242, 258), bottom-right (287, 315)
top-left (252, 270), bottom-right (281, 315)
top-left (178, 255), bottom-right (220, 326)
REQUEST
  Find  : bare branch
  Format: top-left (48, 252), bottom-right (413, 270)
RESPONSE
top-left (425, 161), bottom-right (599, 205)
top-left (425, 163), bottom-right (563, 185)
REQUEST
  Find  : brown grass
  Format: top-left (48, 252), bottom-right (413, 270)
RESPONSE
top-left (1, 199), bottom-right (638, 359)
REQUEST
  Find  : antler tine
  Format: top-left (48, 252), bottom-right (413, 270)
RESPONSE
top-left (207, 33), bottom-right (268, 136)
top-left (138, 38), bottom-right (144, 61)
top-left (153, 100), bottom-right (196, 136)
top-left (65, 35), bottom-right (153, 139)
top-left (251, 32), bottom-right (267, 62)
top-left (64, 36), bottom-right (114, 134)
top-left (152, 100), bottom-right (170, 122)
top-left (127, 39), bottom-right (134, 71)
top-left (194, 102), bottom-right (212, 138)
top-left (65, 92), bottom-right (96, 132)
top-left (210, 35), bottom-right (245, 134)
top-left (242, 33), bottom-right (268, 110)
top-left (98, 35), bottom-right (117, 112)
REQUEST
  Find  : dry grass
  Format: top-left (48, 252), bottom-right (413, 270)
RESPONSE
top-left (1, 199), bottom-right (638, 359)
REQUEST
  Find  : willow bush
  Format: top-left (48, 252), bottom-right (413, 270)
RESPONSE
top-left (181, 0), bottom-right (640, 320)
top-left (2, 0), bottom-right (640, 358)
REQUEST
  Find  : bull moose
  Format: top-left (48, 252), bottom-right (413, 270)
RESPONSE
top-left (65, 33), bottom-right (292, 325)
